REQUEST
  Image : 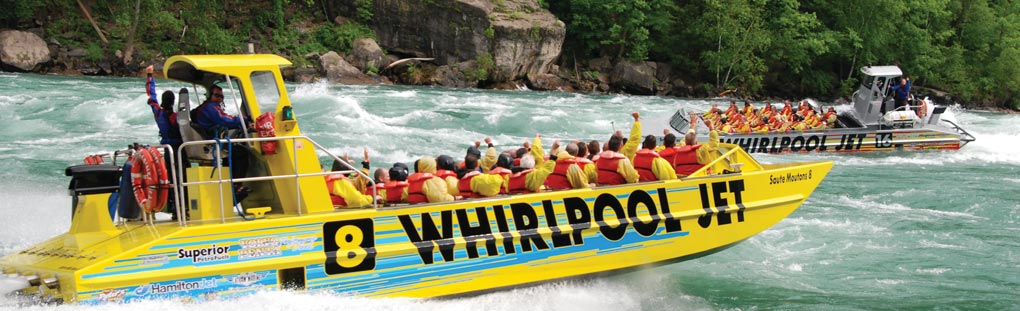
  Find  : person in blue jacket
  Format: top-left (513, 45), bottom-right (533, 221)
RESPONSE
top-left (145, 65), bottom-right (187, 218)
top-left (145, 65), bottom-right (183, 150)
top-left (192, 85), bottom-right (249, 139)
top-left (192, 85), bottom-right (253, 202)
top-left (891, 77), bottom-right (911, 111)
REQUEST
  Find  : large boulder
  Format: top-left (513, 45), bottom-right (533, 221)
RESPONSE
top-left (319, 51), bottom-right (374, 84)
top-left (348, 38), bottom-right (389, 72)
top-left (610, 61), bottom-right (657, 95)
top-left (0, 30), bottom-right (51, 71)
top-left (328, 0), bottom-right (565, 82)
top-left (527, 73), bottom-right (573, 92)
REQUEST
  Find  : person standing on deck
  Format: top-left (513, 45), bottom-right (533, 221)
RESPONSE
top-left (891, 77), bottom-right (911, 111)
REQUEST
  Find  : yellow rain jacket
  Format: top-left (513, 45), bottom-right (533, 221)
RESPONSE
top-left (621, 119), bottom-right (642, 162)
top-left (479, 145), bottom-right (499, 173)
top-left (330, 176), bottom-right (374, 207)
top-left (469, 172), bottom-right (506, 197)
top-left (402, 157), bottom-right (455, 203)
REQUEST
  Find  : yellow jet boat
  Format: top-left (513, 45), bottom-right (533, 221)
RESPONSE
top-left (0, 54), bottom-right (833, 304)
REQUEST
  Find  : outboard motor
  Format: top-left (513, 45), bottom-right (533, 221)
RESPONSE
top-left (65, 164), bottom-right (123, 219)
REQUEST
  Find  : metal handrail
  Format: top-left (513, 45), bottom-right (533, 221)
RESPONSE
top-left (173, 135), bottom-right (376, 227)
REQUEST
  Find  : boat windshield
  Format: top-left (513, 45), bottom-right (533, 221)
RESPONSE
top-left (251, 71), bottom-right (281, 113)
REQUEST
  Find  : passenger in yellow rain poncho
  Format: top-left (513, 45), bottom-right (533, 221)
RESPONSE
top-left (526, 135), bottom-right (589, 190)
top-left (478, 137), bottom-right (500, 173)
top-left (434, 155), bottom-right (461, 197)
top-left (403, 156), bottom-right (455, 204)
top-left (694, 129), bottom-right (727, 173)
top-left (574, 141), bottom-right (598, 185)
top-left (325, 159), bottom-right (374, 208)
top-left (620, 112), bottom-right (642, 162)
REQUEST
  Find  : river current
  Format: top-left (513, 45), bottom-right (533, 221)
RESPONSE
top-left (0, 72), bottom-right (1017, 310)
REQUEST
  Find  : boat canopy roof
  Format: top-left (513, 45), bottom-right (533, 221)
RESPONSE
top-left (860, 66), bottom-right (902, 78)
top-left (163, 54), bottom-right (292, 85)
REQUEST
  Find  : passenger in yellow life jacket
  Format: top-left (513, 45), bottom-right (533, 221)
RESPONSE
top-left (434, 155), bottom-right (460, 197)
top-left (695, 128), bottom-right (726, 173)
top-left (633, 135), bottom-right (677, 182)
top-left (595, 134), bottom-right (639, 185)
top-left (404, 157), bottom-right (455, 204)
top-left (548, 142), bottom-right (592, 190)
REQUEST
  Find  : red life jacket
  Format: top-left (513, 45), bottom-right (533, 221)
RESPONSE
top-left (595, 152), bottom-right (626, 185)
top-left (513, 158), bottom-right (521, 166)
top-left (632, 149), bottom-right (660, 182)
top-left (435, 169), bottom-right (457, 180)
top-left (458, 171), bottom-right (480, 198)
top-left (658, 146), bottom-right (680, 166)
top-left (674, 145), bottom-right (703, 176)
top-left (366, 180), bottom-right (408, 203)
top-left (406, 173), bottom-right (434, 204)
top-left (545, 158), bottom-right (579, 190)
top-left (507, 169), bottom-right (533, 194)
top-left (324, 174), bottom-right (347, 206)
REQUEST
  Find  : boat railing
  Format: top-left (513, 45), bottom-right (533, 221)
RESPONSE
top-left (171, 135), bottom-right (375, 226)
top-left (686, 143), bottom-right (763, 178)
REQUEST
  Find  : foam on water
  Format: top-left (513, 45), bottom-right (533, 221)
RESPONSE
top-left (2, 73), bottom-right (1019, 309)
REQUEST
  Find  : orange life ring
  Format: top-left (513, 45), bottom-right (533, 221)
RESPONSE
top-left (131, 147), bottom-right (168, 214)
top-left (916, 100), bottom-right (929, 118)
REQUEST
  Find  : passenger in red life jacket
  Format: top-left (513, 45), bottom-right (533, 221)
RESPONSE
top-left (506, 153), bottom-right (536, 194)
top-left (324, 161), bottom-right (373, 208)
top-left (586, 140), bottom-right (600, 161)
top-left (367, 163), bottom-right (408, 204)
top-left (595, 114), bottom-right (641, 185)
top-left (573, 141), bottom-right (598, 185)
top-left (543, 142), bottom-right (591, 190)
top-left (456, 155), bottom-right (480, 198)
top-left (658, 132), bottom-right (682, 165)
top-left (633, 135), bottom-right (677, 182)
top-left (669, 119), bottom-right (725, 177)
top-left (434, 155), bottom-right (461, 197)
top-left (404, 157), bottom-right (455, 204)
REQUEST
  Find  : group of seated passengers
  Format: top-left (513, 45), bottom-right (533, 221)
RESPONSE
top-left (703, 100), bottom-right (839, 134)
top-left (324, 112), bottom-right (724, 208)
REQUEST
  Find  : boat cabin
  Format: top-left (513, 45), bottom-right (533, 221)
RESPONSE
top-left (851, 66), bottom-right (903, 125)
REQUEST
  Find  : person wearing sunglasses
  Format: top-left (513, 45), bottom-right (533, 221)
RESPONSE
top-left (192, 85), bottom-right (255, 202)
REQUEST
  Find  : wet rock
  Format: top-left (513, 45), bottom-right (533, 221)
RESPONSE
top-left (526, 73), bottom-right (573, 92)
top-left (610, 60), bottom-right (656, 95)
top-left (327, 0), bottom-right (564, 82)
top-left (319, 51), bottom-right (373, 84)
top-left (348, 38), bottom-right (389, 73)
top-left (0, 30), bottom-right (51, 71)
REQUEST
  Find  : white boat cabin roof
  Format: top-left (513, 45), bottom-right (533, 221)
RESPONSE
top-left (860, 66), bottom-right (903, 78)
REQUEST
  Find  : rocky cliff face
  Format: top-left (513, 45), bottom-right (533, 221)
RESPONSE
top-left (328, 0), bottom-right (564, 82)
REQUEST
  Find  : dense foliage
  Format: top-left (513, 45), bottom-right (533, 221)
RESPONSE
top-left (0, 0), bottom-right (372, 67)
top-left (1, 0), bottom-right (1017, 108)
top-left (549, 0), bottom-right (1020, 109)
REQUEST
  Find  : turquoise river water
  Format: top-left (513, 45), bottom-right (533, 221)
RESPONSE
top-left (0, 72), bottom-right (1017, 310)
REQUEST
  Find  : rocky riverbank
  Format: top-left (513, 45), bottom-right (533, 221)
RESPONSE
top-left (0, 0), bottom-right (1009, 110)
